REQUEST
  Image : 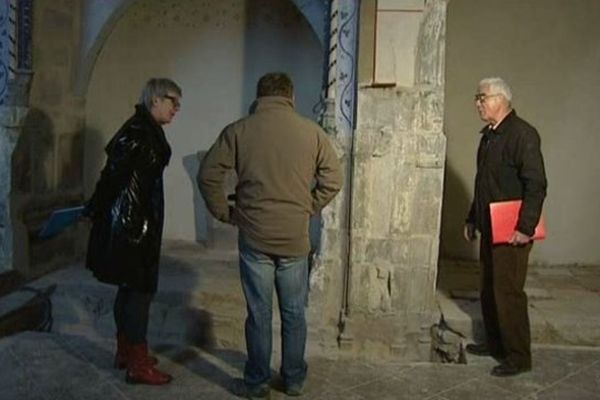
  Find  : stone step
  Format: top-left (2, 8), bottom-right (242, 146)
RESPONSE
top-left (0, 285), bottom-right (55, 337)
top-left (25, 250), bottom-right (333, 359)
top-left (436, 260), bottom-right (600, 347)
top-left (437, 289), bottom-right (600, 347)
top-left (29, 259), bottom-right (244, 344)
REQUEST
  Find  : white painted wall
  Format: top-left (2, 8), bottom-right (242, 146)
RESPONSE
top-left (84, 0), bottom-right (324, 242)
top-left (442, 0), bottom-right (600, 266)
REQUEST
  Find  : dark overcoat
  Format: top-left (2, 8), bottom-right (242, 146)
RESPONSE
top-left (85, 105), bottom-right (171, 293)
top-left (466, 110), bottom-right (547, 237)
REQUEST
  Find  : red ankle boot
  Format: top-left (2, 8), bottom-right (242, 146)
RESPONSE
top-left (126, 343), bottom-right (172, 385)
top-left (114, 335), bottom-right (158, 370)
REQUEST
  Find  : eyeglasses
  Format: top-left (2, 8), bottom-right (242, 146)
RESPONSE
top-left (163, 95), bottom-right (181, 108)
top-left (474, 93), bottom-right (501, 103)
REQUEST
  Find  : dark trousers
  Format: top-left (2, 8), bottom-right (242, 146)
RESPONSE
top-left (114, 286), bottom-right (154, 344)
top-left (480, 236), bottom-right (532, 369)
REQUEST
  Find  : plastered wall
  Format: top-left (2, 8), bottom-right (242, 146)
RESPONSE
top-left (442, 0), bottom-right (600, 266)
top-left (84, 0), bottom-right (324, 242)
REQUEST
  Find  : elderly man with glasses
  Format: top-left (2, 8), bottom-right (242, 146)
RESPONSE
top-left (464, 77), bottom-right (547, 377)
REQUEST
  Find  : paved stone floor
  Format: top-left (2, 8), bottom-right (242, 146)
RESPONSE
top-left (2, 241), bottom-right (600, 399)
top-left (1, 331), bottom-right (600, 400)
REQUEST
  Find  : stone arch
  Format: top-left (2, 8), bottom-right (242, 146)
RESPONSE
top-left (83, 0), bottom-right (327, 244)
top-left (75, 0), bottom-right (328, 96)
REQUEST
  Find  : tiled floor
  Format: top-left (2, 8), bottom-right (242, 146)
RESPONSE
top-left (1, 331), bottom-right (599, 399)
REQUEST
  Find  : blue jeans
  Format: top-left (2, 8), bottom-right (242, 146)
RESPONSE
top-left (238, 235), bottom-right (308, 389)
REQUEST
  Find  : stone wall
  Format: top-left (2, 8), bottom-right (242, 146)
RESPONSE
top-left (346, 0), bottom-right (447, 360)
top-left (0, 1), bottom-right (33, 274)
top-left (442, 0), bottom-right (600, 266)
top-left (0, 106), bottom-right (27, 273)
top-left (82, 0), bottom-right (325, 243)
top-left (1, 0), bottom-right (450, 362)
top-left (309, 0), bottom-right (448, 361)
top-left (9, 0), bottom-right (86, 276)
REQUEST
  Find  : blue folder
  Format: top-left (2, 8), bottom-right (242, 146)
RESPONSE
top-left (38, 205), bottom-right (85, 239)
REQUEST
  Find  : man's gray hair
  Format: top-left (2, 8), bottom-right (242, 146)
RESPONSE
top-left (479, 77), bottom-right (512, 103)
top-left (139, 78), bottom-right (182, 109)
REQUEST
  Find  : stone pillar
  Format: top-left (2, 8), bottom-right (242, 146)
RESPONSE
top-left (348, 0), bottom-right (447, 360)
top-left (0, 104), bottom-right (28, 272)
top-left (0, 0), bottom-right (33, 272)
top-left (311, 0), bottom-right (448, 361)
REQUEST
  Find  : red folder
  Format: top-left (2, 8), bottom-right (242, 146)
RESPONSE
top-left (489, 200), bottom-right (546, 244)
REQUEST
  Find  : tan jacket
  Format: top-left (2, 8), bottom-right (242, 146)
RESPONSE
top-left (198, 96), bottom-right (342, 256)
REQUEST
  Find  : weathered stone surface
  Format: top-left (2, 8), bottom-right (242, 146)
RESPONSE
top-left (57, 131), bottom-right (83, 190)
top-left (318, 227), bottom-right (346, 263)
top-left (348, 235), bottom-right (368, 264)
top-left (366, 262), bottom-right (393, 313)
top-left (3, 0), bottom-right (87, 278)
top-left (320, 0), bottom-right (448, 360)
top-left (416, 0), bottom-right (448, 86)
top-left (47, 46), bottom-right (72, 68)
top-left (10, 129), bottom-right (32, 193)
top-left (416, 133), bottom-right (446, 167)
top-left (37, 73), bottom-right (65, 107)
top-left (415, 89), bottom-right (445, 133)
top-left (357, 88), bottom-right (417, 132)
top-left (395, 266), bottom-right (437, 313)
top-left (41, 8), bottom-right (74, 38)
top-left (11, 108), bottom-right (55, 195)
top-left (0, 107), bottom-right (29, 272)
top-left (410, 169), bottom-right (444, 234)
top-left (390, 165), bottom-right (417, 236)
top-left (361, 155), bottom-right (397, 235)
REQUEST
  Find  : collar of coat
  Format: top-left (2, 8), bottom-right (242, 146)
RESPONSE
top-left (135, 103), bottom-right (164, 130)
top-left (479, 109), bottom-right (516, 135)
top-left (250, 96), bottom-right (295, 114)
top-left (134, 103), bottom-right (172, 165)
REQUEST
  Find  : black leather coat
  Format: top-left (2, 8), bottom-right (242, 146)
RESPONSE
top-left (85, 105), bottom-right (171, 293)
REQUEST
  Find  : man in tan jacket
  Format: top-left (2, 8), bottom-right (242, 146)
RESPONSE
top-left (198, 72), bottom-right (342, 398)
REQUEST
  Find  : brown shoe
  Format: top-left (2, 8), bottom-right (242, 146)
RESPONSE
top-left (490, 360), bottom-right (531, 377)
top-left (465, 343), bottom-right (491, 356)
top-left (466, 343), bottom-right (505, 360)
